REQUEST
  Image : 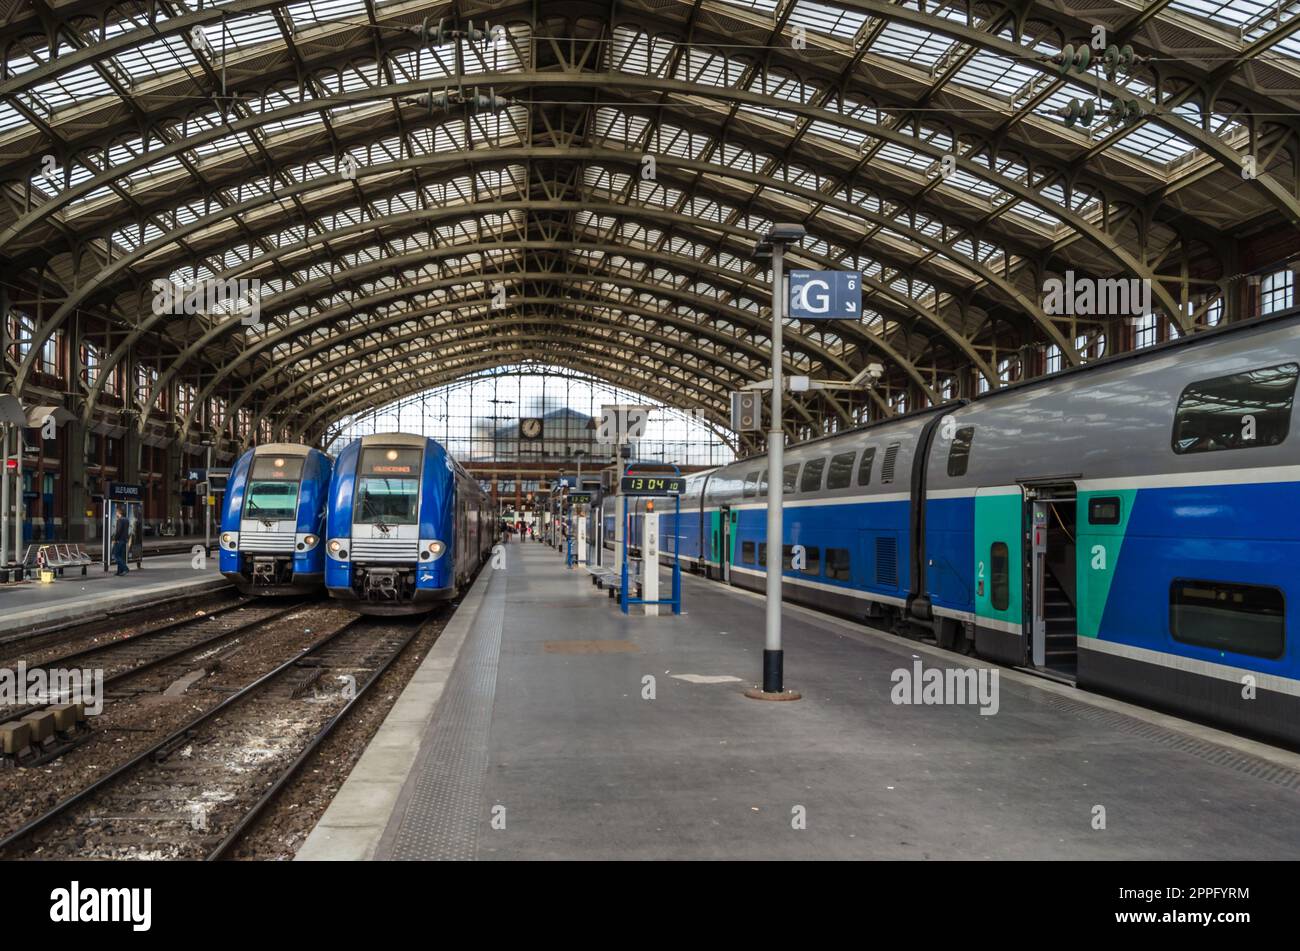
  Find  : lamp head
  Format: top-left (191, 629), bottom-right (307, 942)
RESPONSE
top-left (766, 222), bottom-right (806, 245)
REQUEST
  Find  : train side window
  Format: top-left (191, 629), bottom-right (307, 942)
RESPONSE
top-left (800, 458), bottom-right (827, 493)
top-left (781, 545), bottom-right (795, 570)
top-left (1172, 362), bottom-right (1298, 455)
top-left (1088, 496), bottom-right (1122, 525)
top-left (825, 548), bottom-right (851, 581)
top-left (857, 447), bottom-right (876, 486)
top-left (742, 541), bottom-right (756, 564)
top-left (947, 427), bottom-right (975, 477)
top-left (990, 542), bottom-right (1010, 611)
top-left (758, 543), bottom-right (767, 567)
top-left (743, 471), bottom-right (760, 498)
top-left (881, 443), bottom-right (901, 483)
top-left (758, 472), bottom-right (768, 496)
top-left (827, 451), bottom-right (856, 490)
top-left (782, 464), bottom-right (800, 493)
top-left (1170, 580), bottom-right (1285, 659)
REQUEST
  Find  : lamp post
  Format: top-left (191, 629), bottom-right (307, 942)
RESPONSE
top-left (201, 437), bottom-right (213, 555)
top-left (751, 223), bottom-right (806, 700)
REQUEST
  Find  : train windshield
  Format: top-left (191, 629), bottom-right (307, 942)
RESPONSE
top-left (243, 455), bottom-right (304, 521)
top-left (354, 447), bottom-right (423, 526)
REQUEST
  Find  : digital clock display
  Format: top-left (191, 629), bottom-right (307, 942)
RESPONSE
top-left (568, 493), bottom-right (593, 505)
top-left (620, 476), bottom-right (685, 496)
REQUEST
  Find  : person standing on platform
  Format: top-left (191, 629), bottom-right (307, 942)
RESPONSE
top-left (112, 505), bottom-right (130, 576)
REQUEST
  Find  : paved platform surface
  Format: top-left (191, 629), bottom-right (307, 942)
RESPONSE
top-left (0, 551), bottom-right (227, 636)
top-left (299, 540), bottom-right (1300, 860)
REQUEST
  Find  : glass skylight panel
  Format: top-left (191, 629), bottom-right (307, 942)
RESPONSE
top-left (218, 12), bottom-right (283, 50)
top-left (1169, 0), bottom-right (1264, 28)
top-left (610, 26), bottom-right (672, 76)
top-left (113, 35), bottom-right (191, 81)
top-left (952, 49), bottom-right (1033, 99)
top-left (871, 21), bottom-right (955, 69)
top-left (875, 139), bottom-right (935, 175)
top-left (1111, 122), bottom-right (1198, 164)
top-left (789, 0), bottom-right (869, 38)
top-left (284, 0), bottom-right (368, 29)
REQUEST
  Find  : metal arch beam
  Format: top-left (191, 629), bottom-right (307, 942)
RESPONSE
top-left (97, 205), bottom-right (970, 429)
top-left (276, 329), bottom-right (759, 445)
top-left (244, 305), bottom-right (877, 434)
top-left (0, 70), bottom-right (1191, 319)
top-left (71, 144), bottom-right (1076, 366)
top-left (164, 249), bottom-right (939, 443)
top-left (6, 2), bottom-right (1287, 244)
top-left (289, 337), bottom-right (759, 442)
top-left (821, 0), bottom-right (1300, 230)
top-left (307, 361), bottom-right (744, 457)
top-left (233, 293), bottom-right (879, 425)
top-left (21, 139), bottom-right (1056, 400)
top-left (44, 203), bottom-right (861, 412)
top-left (163, 259), bottom-right (874, 445)
top-left (4, 0), bottom-right (1292, 201)
top-left (277, 313), bottom-right (770, 426)
top-left (160, 263), bottom-right (847, 440)
top-left (62, 144), bottom-right (1072, 358)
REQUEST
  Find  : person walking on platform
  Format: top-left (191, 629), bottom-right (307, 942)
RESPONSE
top-left (111, 505), bottom-right (130, 576)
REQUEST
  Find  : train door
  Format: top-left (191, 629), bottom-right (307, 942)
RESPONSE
top-left (708, 509), bottom-right (722, 579)
top-left (972, 486), bottom-right (1025, 666)
top-left (720, 506), bottom-right (732, 583)
top-left (1027, 485), bottom-right (1078, 677)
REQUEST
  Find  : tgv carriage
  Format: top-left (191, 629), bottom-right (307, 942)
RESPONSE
top-left (218, 444), bottom-right (333, 594)
top-left (325, 433), bottom-right (492, 614)
top-left (642, 308), bottom-right (1300, 746)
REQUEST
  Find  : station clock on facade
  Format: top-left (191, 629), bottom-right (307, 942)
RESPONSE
top-left (519, 417), bottom-right (543, 440)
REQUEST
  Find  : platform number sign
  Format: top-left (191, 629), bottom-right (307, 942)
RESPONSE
top-left (788, 270), bottom-right (861, 320)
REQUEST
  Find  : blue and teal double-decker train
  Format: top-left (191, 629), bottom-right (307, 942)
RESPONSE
top-left (614, 306), bottom-right (1300, 746)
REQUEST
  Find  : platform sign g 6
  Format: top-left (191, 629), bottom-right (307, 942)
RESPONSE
top-left (788, 270), bottom-right (861, 320)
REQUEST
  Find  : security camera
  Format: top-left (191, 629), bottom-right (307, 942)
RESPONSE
top-left (867, 362), bottom-right (885, 381)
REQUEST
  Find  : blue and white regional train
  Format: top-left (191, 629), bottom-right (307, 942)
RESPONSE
top-left (219, 444), bottom-right (334, 594)
top-left (613, 307), bottom-right (1300, 746)
top-left (324, 433), bottom-right (493, 614)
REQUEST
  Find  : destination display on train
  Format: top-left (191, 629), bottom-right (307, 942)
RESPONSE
top-left (620, 476), bottom-right (685, 496)
top-left (359, 447), bottom-right (422, 476)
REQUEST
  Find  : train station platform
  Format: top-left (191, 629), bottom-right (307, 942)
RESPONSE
top-left (297, 540), bottom-right (1300, 861)
top-left (0, 551), bottom-right (227, 639)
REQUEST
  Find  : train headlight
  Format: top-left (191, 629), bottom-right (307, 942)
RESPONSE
top-left (220, 532), bottom-right (237, 550)
top-left (424, 540), bottom-right (446, 560)
top-left (327, 538), bottom-right (348, 560)
top-left (299, 533), bottom-right (319, 552)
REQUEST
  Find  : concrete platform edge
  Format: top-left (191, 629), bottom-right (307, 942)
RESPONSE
top-left (0, 576), bottom-right (231, 636)
top-left (294, 565), bottom-right (495, 861)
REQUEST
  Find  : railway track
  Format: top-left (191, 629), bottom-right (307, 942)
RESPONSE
top-left (0, 599), bottom-right (311, 724)
top-left (0, 613), bottom-right (434, 860)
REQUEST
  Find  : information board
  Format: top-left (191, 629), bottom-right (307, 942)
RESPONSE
top-left (620, 475), bottom-right (685, 496)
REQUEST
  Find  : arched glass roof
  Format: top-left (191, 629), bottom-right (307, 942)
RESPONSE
top-left (2, 0), bottom-right (1296, 449)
